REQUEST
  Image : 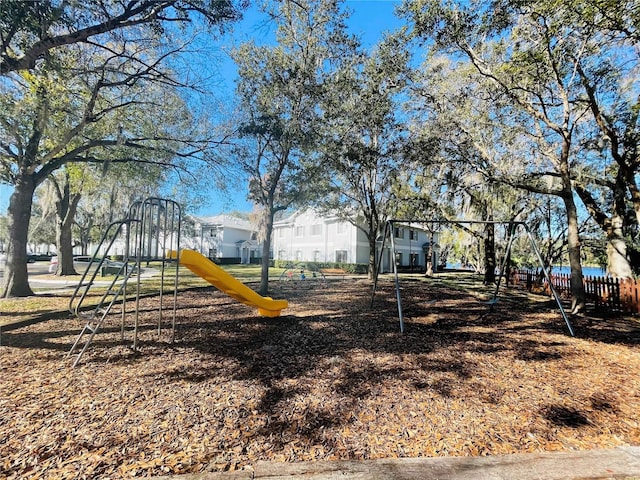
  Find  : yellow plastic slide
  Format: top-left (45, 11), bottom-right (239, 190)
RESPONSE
top-left (168, 249), bottom-right (288, 317)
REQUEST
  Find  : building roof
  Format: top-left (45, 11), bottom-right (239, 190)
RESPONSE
top-left (235, 240), bottom-right (258, 247)
top-left (196, 214), bottom-right (254, 231)
top-left (273, 208), bottom-right (344, 226)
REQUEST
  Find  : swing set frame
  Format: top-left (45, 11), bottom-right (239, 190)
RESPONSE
top-left (371, 219), bottom-right (575, 336)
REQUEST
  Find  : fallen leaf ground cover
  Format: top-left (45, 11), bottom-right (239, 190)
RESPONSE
top-left (1, 274), bottom-right (639, 478)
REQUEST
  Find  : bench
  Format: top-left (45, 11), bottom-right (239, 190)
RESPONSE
top-left (319, 268), bottom-right (347, 280)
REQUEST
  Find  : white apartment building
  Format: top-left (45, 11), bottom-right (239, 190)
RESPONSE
top-left (272, 209), bottom-right (439, 271)
top-left (193, 215), bottom-right (260, 264)
top-left (272, 210), bottom-right (368, 265)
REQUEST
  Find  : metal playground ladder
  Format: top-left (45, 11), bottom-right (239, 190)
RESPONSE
top-left (67, 197), bottom-right (181, 367)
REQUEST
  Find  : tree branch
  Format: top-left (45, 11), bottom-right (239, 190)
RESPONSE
top-left (1, 1), bottom-right (240, 75)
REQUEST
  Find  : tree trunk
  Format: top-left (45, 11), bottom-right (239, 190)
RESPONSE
top-left (622, 164), bottom-right (640, 228)
top-left (425, 232), bottom-right (434, 277)
top-left (606, 214), bottom-right (633, 279)
top-left (54, 179), bottom-right (80, 276)
top-left (260, 210), bottom-right (275, 295)
top-left (1, 176), bottom-right (36, 297)
top-left (574, 170), bottom-right (634, 279)
top-left (55, 218), bottom-right (76, 276)
top-left (362, 210), bottom-right (379, 281)
top-left (483, 222), bottom-right (496, 285)
top-left (562, 191), bottom-right (586, 313)
top-left (79, 217), bottom-right (94, 256)
top-left (368, 233), bottom-right (377, 280)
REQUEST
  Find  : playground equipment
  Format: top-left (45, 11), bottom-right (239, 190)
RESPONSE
top-left (372, 219), bottom-right (575, 336)
top-left (278, 263), bottom-right (327, 289)
top-left (67, 197), bottom-right (181, 367)
top-left (169, 249), bottom-right (288, 317)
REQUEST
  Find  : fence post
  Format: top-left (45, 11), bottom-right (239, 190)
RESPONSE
top-left (594, 277), bottom-right (602, 310)
top-left (605, 277), bottom-right (615, 310)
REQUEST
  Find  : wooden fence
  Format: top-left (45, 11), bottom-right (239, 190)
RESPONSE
top-left (510, 269), bottom-right (640, 314)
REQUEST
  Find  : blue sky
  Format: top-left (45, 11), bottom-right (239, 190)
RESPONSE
top-left (0, 0), bottom-right (405, 217)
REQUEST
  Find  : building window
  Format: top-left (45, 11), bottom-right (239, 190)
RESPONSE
top-left (395, 252), bottom-right (403, 265)
top-left (410, 253), bottom-right (419, 266)
top-left (337, 222), bottom-right (347, 234)
top-left (335, 250), bottom-right (348, 263)
top-left (251, 232), bottom-right (258, 241)
top-left (313, 250), bottom-right (321, 262)
top-left (209, 248), bottom-right (217, 259)
top-left (394, 227), bottom-right (404, 239)
top-left (295, 226), bottom-right (305, 237)
top-left (311, 224), bottom-right (322, 236)
top-left (278, 228), bottom-right (285, 238)
top-left (295, 250), bottom-right (303, 261)
top-left (410, 229), bottom-right (417, 240)
top-left (278, 250), bottom-right (286, 260)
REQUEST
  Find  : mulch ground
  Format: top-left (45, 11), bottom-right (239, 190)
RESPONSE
top-left (1, 276), bottom-right (639, 479)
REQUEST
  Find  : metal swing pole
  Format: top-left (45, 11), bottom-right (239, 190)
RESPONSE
top-left (371, 220), bottom-right (407, 332)
top-left (523, 225), bottom-right (575, 336)
top-left (132, 200), bottom-right (149, 352)
top-left (156, 198), bottom-right (165, 338)
top-left (169, 201), bottom-right (181, 345)
top-left (388, 221), bottom-right (405, 333)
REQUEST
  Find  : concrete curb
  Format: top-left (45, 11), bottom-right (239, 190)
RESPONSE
top-left (151, 446), bottom-right (640, 480)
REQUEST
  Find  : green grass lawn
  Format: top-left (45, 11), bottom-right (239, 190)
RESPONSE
top-left (217, 264), bottom-right (284, 281)
top-left (0, 263), bottom-right (290, 328)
